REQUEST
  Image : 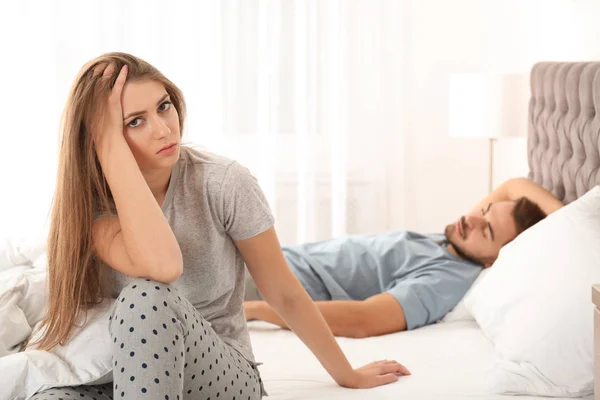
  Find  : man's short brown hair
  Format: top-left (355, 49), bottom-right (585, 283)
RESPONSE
top-left (512, 197), bottom-right (547, 235)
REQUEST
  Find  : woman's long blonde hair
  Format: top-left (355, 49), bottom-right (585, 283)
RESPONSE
top-left (32, 52), bottom-right (187, 350)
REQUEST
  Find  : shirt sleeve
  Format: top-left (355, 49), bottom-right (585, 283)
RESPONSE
top-left (386, 265), bottom-right (476, 330)
top-left (220, 161), bottom-right (275, 240)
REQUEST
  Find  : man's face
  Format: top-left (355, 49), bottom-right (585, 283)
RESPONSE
top-left (444, 200), bottom-right (519, 267)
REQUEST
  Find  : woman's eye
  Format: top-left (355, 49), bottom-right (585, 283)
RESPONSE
top-left (128, 118), bottom-right (142, 128)
top-left (159, 101), bottom-right (172, 112)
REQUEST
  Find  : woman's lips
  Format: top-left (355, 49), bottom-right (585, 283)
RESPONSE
top-left (157, 143), bottom-right (176, 155)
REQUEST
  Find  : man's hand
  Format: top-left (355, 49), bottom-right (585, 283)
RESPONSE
top-left (244, 301), bottom-right (264, 321)
top-left (244, 300), bottom-right (289, 327)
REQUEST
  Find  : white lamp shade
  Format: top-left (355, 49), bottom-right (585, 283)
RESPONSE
top-left (448, 73), bottom-right (530, 139)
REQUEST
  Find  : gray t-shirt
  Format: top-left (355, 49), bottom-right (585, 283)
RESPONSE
top-left (282, 231), bottom-right (482, 330)
top-left (101, 146), bottom-right (275, 362)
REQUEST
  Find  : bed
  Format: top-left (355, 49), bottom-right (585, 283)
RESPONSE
top-left (249, 319), bottom-right (530, 399)
top-left (248, 61), bottom-right (600, 400)
top-left (1, 62), bottom-right (599, 400)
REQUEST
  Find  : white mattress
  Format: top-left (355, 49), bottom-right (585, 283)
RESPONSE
top-left (248, 320), bottom-right (592, 400)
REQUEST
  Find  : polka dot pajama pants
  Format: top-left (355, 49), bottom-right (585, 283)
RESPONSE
top-left (31, 278), bottom-right (265, 400)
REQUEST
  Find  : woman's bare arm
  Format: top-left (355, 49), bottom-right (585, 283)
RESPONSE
top-left (93, 64), bottom-right (182, 282)
top-left (236, 227), bottom-right (410, 389)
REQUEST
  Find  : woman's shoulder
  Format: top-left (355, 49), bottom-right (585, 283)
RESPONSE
top-left (179, 145), bottom-right (254, 187)
top-left (181, 144), bottom-right (236, 170)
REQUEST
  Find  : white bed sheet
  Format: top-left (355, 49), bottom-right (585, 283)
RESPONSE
top-left (249, 320), bottom-right (592, 400)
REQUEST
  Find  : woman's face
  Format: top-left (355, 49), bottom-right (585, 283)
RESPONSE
top-left (120, 79), bottom-right (181, 172)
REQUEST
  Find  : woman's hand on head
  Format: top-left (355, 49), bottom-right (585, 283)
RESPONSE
top-left (338, 360), bottom-right (411, 389)
top-left (91, 63), bottom-right (128, 156)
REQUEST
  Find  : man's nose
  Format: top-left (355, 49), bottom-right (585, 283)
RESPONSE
top-left (466, 216), bottom-right (486, 230)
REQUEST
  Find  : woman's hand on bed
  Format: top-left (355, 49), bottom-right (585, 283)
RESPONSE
top-left (341, 360), bottom-right (411, 388)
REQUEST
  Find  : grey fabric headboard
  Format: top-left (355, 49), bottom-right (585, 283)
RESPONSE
top-left (528, 62), bottom-right (600, 204)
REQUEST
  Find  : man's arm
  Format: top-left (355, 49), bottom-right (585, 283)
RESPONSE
top-left (244, 293), bottom-right (407, 338)
top-left (469, 177), bottom-right (564, 216)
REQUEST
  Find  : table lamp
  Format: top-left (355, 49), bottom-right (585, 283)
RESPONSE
top-left (448, 72), bottom-right (529, 192)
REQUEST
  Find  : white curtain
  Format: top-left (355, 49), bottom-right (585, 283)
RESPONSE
top-left (0, 0), bottom-right (405, 245)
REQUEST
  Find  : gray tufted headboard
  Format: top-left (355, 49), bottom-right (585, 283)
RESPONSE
top-left (528, 62), bottom-right (600, 204)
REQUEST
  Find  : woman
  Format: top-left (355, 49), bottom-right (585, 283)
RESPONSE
top-left (29, 52), bottom-right (410, 400)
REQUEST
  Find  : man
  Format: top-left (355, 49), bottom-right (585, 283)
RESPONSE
top-left (244, 177), bottom-right (563, 338)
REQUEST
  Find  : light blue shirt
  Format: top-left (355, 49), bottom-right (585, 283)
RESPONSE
top-left (282, 231), bottom-right (482, 330)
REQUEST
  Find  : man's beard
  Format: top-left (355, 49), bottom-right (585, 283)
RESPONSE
top-left (444, 224), bottom-right (484, 266)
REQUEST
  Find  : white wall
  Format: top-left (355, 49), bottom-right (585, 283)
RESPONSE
top-left (400, 0), bottom-right (489, 233)
top-left (493, 138), bottom-right (529, 187)
top-left (2, 0), bottom-right (600, 242)
top-left (397, 0), bottom-right (600, 233)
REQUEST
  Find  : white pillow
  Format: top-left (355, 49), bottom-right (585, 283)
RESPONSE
top-left (442, 268), bottom-right (490, 323)
top-left (464, 185), bottom-right (600, 398)
top-left (0, 269), bottom-right (47, 357)
top-left (0, 299), bottom-right (114, 400)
